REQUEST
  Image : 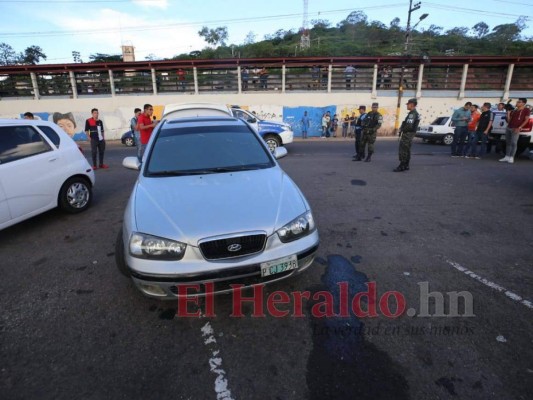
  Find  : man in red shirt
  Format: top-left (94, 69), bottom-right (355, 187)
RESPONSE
top-left (500, 98), bottom-right (531, 164)
top-left (137, 103), bottom-right (159, 161)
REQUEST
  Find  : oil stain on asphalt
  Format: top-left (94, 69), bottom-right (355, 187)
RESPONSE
top-left (306, 254), bottom-right (409, 400)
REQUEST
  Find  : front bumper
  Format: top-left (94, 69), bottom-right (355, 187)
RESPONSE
top-left (125, 230), bottom-right (319, 299)
top-left (415, 131), bottom-right (446, 140)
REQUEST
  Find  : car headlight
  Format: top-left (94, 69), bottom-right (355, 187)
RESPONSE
top-left (277, 211), bottom-right (315, 243)
top-left (129, 232), bottom-right (186, 260)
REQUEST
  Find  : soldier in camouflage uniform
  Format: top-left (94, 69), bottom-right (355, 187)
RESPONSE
top-left (394, 98), bottom-right (421, 172)
top-left (355, 102), bottom-right (383, 162)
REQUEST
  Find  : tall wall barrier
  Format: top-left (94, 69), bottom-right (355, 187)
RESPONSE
top-left (0, 56), bottom-right (531, 140)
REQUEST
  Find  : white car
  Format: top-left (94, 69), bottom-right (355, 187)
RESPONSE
top-left (415, 116), bottom-right (455, 145)
top-left (0, 119), bottom-right (95, 230)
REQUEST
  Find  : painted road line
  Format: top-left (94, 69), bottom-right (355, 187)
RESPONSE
top-left (201, 321), bottom-right (235, 400)
top-left (446, 260), bottom-right (533, 310)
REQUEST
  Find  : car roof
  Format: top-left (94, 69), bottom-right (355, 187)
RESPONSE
top-left (162, 116), bottom-right (246, 129)
top-left (0, 118), bottom-right (57, 126)
top-left (162, 103), bottom-right (232, 119)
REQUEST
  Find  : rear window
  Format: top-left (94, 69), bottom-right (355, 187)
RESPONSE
top-left (0, 126), bottom-right (52, 164)
top-left (146, 124), bottom-right (274, 176)
top-left (38, 125), bottom-right (61, 148)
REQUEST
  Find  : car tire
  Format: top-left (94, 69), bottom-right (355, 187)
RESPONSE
top-left (124, 137), bottom-right (135, 147)
top-left (264, 134), bottom-right (281, 153)
top-left (115, 229), bottom-right (131, 277)
top-left (442, 134), bottom-right (454, 146)
top-left (58, 177), bottom-right (92, 214)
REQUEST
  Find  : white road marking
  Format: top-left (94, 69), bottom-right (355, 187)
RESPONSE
top-left (446, 260), bottom-right (533, 310)
top-left (201, 322), bottom-right (235, 400)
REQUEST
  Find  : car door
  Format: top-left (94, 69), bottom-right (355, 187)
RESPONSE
top-left (0, 179), bottom-right (11, 227)
top-left (0, 125), bottom-right (59, 220)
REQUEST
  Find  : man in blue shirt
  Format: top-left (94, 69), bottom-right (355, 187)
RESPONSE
top-left (301, 111), bottom-right (310, 139)
top-left (451, 102), bottom-right (472, 157)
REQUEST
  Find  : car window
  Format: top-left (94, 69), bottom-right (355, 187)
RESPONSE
top-left (146, 125), bottom-right (274, 176)
top-left (37, 125), bottom-right (61, 148)
top-left (431, 117), bottom-right (449, 125)
top-left (0, 126), bottom-right (52, 165)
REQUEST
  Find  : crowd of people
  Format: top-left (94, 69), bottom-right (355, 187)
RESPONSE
top-left (450, 99), bottom-right (530, 164)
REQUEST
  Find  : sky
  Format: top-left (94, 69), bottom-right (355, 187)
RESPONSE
top-left (0, 0), bottom-right (531, 64)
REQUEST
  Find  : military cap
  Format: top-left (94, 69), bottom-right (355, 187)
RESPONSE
top-left (371, 102), bottom-right (379, 107)
top-left (358, 105), bottom-right (366, 110)
top-left (406, 98), bottom-right (418, 105)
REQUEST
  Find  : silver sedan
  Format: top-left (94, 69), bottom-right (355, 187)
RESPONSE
top-left (116, 115), bottom-right (319, 299)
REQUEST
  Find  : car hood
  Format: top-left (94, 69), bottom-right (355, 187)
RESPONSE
top-left (133, 167), bottom-right (307, 245)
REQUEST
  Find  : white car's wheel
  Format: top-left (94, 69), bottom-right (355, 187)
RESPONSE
top-left (264, 134), bottom-right (281, 153)
top-left (124, 137), bottom-right (135, 147)
top-left (59, 177), bottom-right (92, 213)
top-left (442, 134), bottom-right (454, 145)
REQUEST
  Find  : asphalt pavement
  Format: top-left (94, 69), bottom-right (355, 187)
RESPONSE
top-left (1, 138), bottom-right (532, 400)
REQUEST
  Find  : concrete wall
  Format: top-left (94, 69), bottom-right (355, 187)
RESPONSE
top-left (0, 92), bottom-right (520, 140)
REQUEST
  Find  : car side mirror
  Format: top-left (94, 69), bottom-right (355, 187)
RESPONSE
top-left (274, 147), bottom-right (287, 159)
top-left (247, 117), bottom-right (257, 123)
top-left (123, 156), bottom-right (140, 170)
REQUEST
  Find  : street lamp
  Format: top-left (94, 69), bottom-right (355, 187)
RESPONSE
top-left (394, 2), bottom-right (428, 135)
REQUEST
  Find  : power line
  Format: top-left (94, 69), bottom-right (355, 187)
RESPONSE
top-left (0, 4), bottom-right (407, 38)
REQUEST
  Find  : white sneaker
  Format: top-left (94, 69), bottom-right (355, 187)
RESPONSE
top-left (499, 156), bottom-right (509, 162)
top-left (508, 157), bottom-right (514, 164)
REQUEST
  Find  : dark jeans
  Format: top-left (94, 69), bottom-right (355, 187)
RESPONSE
top-left (355, 128), bottom-right (363, 155)
top-left (464, 132), bottom-right (488, 157)
top-left (91, 139), bottom-right (106, 166)
top-left (451, 126), bottom-right (468, 156)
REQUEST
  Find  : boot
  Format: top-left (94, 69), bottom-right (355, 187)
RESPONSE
top-left (364, 153), bottom-right (372, 162)
top-left (353, 153), bottom-right (362, 161)
top-left (393, 163), bottom-right (406, 172)
top-left (404, 163), bottom-right (410, 171)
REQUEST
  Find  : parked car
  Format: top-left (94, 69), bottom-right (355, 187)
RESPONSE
top-left (0, 119), bottom-right (95, 231)
top-left (230, 106), bottom-right (293, 152)
top-left (121, 130), bottom-right (135, 147)
top-left (488, 110), bottom-right (533, 156)
top-left (116, 113), bottom-right (319, 299)
top-left (415, 116), bottom-right (455, 145)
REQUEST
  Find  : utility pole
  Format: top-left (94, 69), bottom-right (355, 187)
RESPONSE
top-left (394, 1), bottom-right (428, 135)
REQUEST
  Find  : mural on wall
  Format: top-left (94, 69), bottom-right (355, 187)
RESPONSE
top-left (283, 105), bottom-right (337, 137)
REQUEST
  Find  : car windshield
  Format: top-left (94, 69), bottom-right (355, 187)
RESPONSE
top-left (145, 124), bottom-right (274, 176)
top-left (431, 117), bottom-right (449, 125)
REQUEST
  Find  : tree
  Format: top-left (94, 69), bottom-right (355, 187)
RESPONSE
top-left (445, 27), bottom-right (469, 37)
top-left (145, 53), bottom-right (157, 61)
top-left (244, 31), bottom-right (256, 45)
top-left (198, 26), bottom-right (228, 47)
top-left (345, 11), bottom-right (368, 26)
top-left (72, 51), bottom-right (82, 63)
top-left (472, 22), bottom-right (489, 38)
top-left (89, 53), bottom-right (122, 62)
top-left (390, 17), bottom-right (401, 29)
top-left (0, 42), bottom-right (18, 65)
top-left (21, 45), bottom-right (47, 64)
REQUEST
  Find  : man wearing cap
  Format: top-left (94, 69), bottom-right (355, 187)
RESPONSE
top-left (352, 106), bottom-right (367, 160)
top-left (394, 98), bottom-right (421, 172)
top-left (356, 102), bottom-right (383, 162)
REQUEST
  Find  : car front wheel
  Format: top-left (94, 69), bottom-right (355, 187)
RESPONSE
top-left (124, 137), bottom-right (135, 147)
top-left (264, 134), bottom-right (281, 153)
top-left (58, 177), bottom-right (92, 213)
top-left (115, 229), bottom-right (131, 277)
top-left (442, 134), bottom-right (454, 145)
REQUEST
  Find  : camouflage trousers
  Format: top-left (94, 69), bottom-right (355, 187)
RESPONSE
top-left (360, 128), bottom-right (377, 154)
top-left (399, 131), bottom-right (415, 164)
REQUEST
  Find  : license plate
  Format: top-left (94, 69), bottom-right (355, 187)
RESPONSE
top-left (260, 255), bottom-right (298, 277)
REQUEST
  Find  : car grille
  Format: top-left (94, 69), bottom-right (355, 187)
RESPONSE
top-left (199, 234), bottom-right (266, 260)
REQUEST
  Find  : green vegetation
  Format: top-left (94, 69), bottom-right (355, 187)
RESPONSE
top-left (172, 11), bottom-right (533, 60)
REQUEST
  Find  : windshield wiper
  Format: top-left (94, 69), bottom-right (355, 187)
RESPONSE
top-left (148, 170), bottom-right (216, 176)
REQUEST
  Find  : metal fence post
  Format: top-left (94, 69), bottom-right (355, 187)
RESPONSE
top-left (372, 64), bottom-right (378, 98)
top-left (193, 67), bottom-right (199, 94)
top-left (151, 68), bottom-right (157, 95)
top-left (69, 71), bottom-right (78, 99)
top-left (109, 70), bottom-right (116, 96)
top-left (282, 65), bottom-right (286, 93)
top-left (458, 63), bottom-right (468, 100)
top-left (30, 72), bottom-right (39, 100)
top-left (503, 63), bottom-right (514, 101)
top-left (416, 63), bottom-right (424, 99)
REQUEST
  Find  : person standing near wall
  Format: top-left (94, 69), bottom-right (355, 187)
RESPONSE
top-left (137, 103), bottom-right (159, 161)
top-left (450, 102), bottom-right (472, 157)
top-left (394, 98), bottom-right (421, 172)
top-left (301, 111), bottom-right (310, 139)
top-left (23, 112), bottom-right (34, 119)
top-left (131, 108), bottom-right (142, 161)
top-left (85, 108), bottom-right (107, 170)
top-left (500, 98), bottom-right (530, 164)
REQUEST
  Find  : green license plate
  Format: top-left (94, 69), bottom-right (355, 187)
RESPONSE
top-left (260, 255), bottom-right (298, 277)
